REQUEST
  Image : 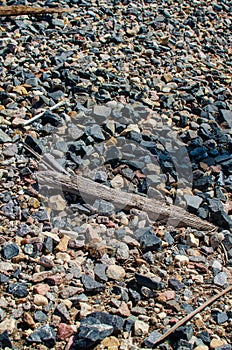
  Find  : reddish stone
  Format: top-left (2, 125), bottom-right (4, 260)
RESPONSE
top-left (57, 323), bottom-right (74, 340)
top-left (46, 273), bottom-right (65, 285)
top-left (33, 283), bottom-right (50, 295)
top-left (106, 221), bottom-right (116, 228)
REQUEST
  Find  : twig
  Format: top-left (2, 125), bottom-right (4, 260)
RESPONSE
top-left (152, 284), bottom-right (232, 346)
top-left (0, 5), bottom-right (73, 16)
top-left (37, 170), bottom-right (217, 232)
top-left (23, 100), bottom-right (66, 126)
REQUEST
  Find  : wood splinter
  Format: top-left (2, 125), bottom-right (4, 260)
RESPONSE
top-left (0, 5), bottom-right (73, 17)
top-left (37, 170), bottom-right (217, 232)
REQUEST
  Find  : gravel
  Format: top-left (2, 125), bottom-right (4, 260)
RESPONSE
top-left (0, 0), bottom-right (232, 349)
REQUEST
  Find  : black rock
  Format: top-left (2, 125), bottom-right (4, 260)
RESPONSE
top-left (24, 135), bottom-right (44, 154)
top-left (128, 289), bottom-right (141, 305)
top-left (81, 274), bottom-right (105, 293)
top-left (208, 198), bottom-right (232, 229)
top-left (143, 330), bottom-right (162, 347)
top-left (41, 110), bottom-right (62, 126)
top-left (54, 303), bottom-right (70, 323)
top-left (2, 243), bottom-right (19, 259)
top-left (73, 316), bottom-right (113, 349)
top-left (94, 264), bottom-right (108, 282)
top-left (124, 317), bottom-right (135, 333)
top-left (27, 325), bottom-right (56, 346)
top-left (0, 330), bottom-right (12, 349)
top-left (198, 330), bottom-right (210, 345)
top-left (8, 283), bottom-right (29, 298)
top-left (139, 232), bottom-right (162, 252)
top-left (168, 278), bottom-right (184, 291)
top-left (135, 274), bottom-right (165, 290)
top-left (86, 124), bottom-right (105, 142)
top-left (170, 324), bottom-right (194, 342)
top-left (211, 310), bottom-right (228, 324)
top-left (85, 312), bottom-right (124, 332)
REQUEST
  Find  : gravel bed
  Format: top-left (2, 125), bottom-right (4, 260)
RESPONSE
top-left (0, 0), bottom-right (232, 349)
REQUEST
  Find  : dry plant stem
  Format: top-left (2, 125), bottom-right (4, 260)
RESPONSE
top-left (0, 5), bottom-right (72, 16)
top-left (23, 100), bottom-right (66, 126)
top-left (37, 170), bottom-right (217, 232)
top-left (153, 284), bottom-right (232, 346)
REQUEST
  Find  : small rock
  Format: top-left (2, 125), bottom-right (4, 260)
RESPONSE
top-left (0, 330), bottom-right (12, 348)
top-left (27, 325), bottom-right (56, 346)
top-left (210, 339), bottom-right (226, 349)
top-left (168, 278), bottom-right (184, 291)
top-left (110, 175), bottom-right (124, 189)
top-left (8, 283), bottom-right (28, 298)
top-left (214, 272), bottom-right (227, 287)
top-left (134, 320), bottom-right (149, 336)
top-left (101, 336), bottom-right (120, 349)
top-left (93, 199), bottom-right (115, 216)
top-left (34, 283), bottom-right (50, 296)
top-left (57, 323), bottom-right (73, 340)
top-left (174, 254), bottom-right (189, 266)
top-left (48, 195), bottom-right (67, 211)
top-left (54, 303), bottom-right (70, 323)
top-left (55, 235), bottom-right (70, 252)
top-left (139, 232), bottom-right (162, 252)
top-left (186, 233), bottom-right (199, 247)
top-left (106, 265), bottom-right (126, 281)
top-left (81, 274), bottom-right (105, 292)
top-left (184, 194), bottom-right (203, 210)
top-left (135, 274), bottom-right (165, 290)
top-left (0, 318), bottom-right (16, 334)
top-left (143, 330), bottom-right (162, 347)
top-left (2, 243), bottom-right (19, 259)
top-left (34, 294), bottom-right (49, 307)
top-left (211, 310), bottom-right (228, 324)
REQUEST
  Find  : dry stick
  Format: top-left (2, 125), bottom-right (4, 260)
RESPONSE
top-left (153, 284), bottom-right (232, 346)
top-left (37, 170), bottom-right (217, 232)
top-left (0, 5), bottom-right (72, 16)
top-left (23, 100), bottom-right (66, 126)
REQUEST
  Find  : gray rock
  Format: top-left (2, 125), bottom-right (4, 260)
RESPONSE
top-left (0, 129), bottom-right (11, 143)
top-left (2, 243), bottom-right (19, 259)
top-left (143, 330), bottom-right (162, 347)
top-left (27, 325), bottom-right (56, 346)
top-left (81, 274), bottom-right (105, 293)
top-left (93, 199), bottom-right (115, 216)
top-left (184, 194), bottom-right (203, 210)
top-left (139, 232), bottom-right (162, 252)
top-left (214, 272), bottom-right (227, 287)
top-left (135, 274), bottom-right (165, 290)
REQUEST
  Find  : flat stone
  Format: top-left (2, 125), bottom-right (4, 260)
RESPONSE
top-left (8, 283), bottom-right (28, 298)
top-left (0, 318), bottom-right (16, 334)
top-left (135, 274), bottom-right (165, 290)
top-left (55, 235), bottom-right (70, 252)
top-left (168, 278), bottom-right (184, 291)
top-left (48, 195), bottom-right (67, 211)
top-left (184, 194), bottom-right (203, 210)
top-left (27, 325), bottom-right (56, 346)
top-left (139, 232), bottom-right (162, 252)
top-left (0, 129), bottom-right (11, 143)
top-left (106, 265), bottom-right (126, 281)
top-left (134, 320), bottom-right (149, 336)
top-left (214, 272), bottom-right (227, 287)
top-left (81, 274), bottom-right (105, 293)
top-left (143, 330), bottom-right (162, 347)
top-left (2, 243), bottom-right (19, 259)
top-left (33, 283), bottom-right (50, 296)
top-left (34, 294), bottom-right (49, 306)
top-left (54, 303), bottom-right (70, 323)
top-left (110, 174), bottom-right (124, 189)
top-left (174, 254), bottom-right (189, 266)
top-left (0, 330), bottom-right (12, 348)
top-left (57, 323), bottom-right (74, 340)
top-left (210, 339), bottom-right (226, 349)
top-left (93, 199), bottom-right (115, 216)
